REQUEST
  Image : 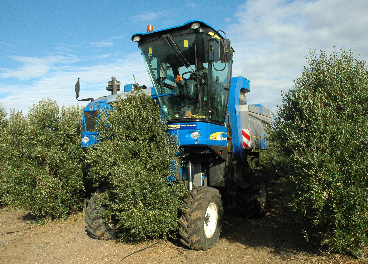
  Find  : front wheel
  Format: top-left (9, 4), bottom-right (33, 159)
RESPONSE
top-left (85, 192), bottom-right (118, 240)
top-left (179, 186), bottom-right (223, 250)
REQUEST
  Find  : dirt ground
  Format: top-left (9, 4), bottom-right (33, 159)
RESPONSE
top-left (0, 183), bottom-right (364, 264)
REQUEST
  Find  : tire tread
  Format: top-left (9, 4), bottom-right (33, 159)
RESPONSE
top-left (179, 186), bottom-right (223, 251)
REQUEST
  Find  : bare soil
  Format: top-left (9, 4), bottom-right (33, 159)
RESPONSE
top-left (0, 183), bottom-right (364, 263)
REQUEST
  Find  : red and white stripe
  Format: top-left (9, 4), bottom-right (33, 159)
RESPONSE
top-left (242, 129), bottom-right (250, 148)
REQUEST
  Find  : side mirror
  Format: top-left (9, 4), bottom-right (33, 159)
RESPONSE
top-left (75, 78), bottom-right (80, 99)
top-left (210, 39), bottom-right (233, 63)
top-left (220, 39), bottom-right (232, 63)
top-left (75, 78), bottom-right (94, 102)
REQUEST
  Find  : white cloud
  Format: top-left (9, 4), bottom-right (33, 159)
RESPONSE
top-left (1, 57), bottom-right (50, 80)
top-left (184, 2), bottom-right (197, 9)
top-left (229, 0), bottom-right (368, 114)
top-left (89, 41), bottom-right (115, 47)
top-left (0, 52), bottom-right (151, 114)
top-left (0, 55), bottom-right (79, 80)
top-left (2, 0), bottom-right (367, 117)
top-left (133, 12), bottom-right (161, 22)
top-left (96, 54), bottom-right (112, 60)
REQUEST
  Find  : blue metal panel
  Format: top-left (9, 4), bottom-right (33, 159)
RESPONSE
top-left (168, 122), bottom-right (227, 147)
top-left (81, 97), bottom-right (110, 148)
top-left (123, 84), bottom-right (156, 95)
top-left (261, 133), bottom-right (267, 150)
top-left (124, 84), bottom-right (134, 92)
top-left (253, 104), bottom-right (263, 115)
top-left (227, 76), bottom-right (250, 161)
top-left (150, 87), bottom-right (156, 96)
top-left (235, 76), bottom-right (250, 92)
top-left (81, 132), bottom-right (99, 148)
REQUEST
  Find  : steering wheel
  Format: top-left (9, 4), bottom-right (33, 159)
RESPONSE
top-left (157, 77), bottom-right (174, 90)
top-left (182, 71), bottom-right (206, 85)
top-left (181, 71), bottom-right (198, 81)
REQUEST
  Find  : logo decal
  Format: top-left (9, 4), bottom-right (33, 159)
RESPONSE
top-left (168, 123), bottom-right (197, 130)
top-left (210, 132), bottom-right (227, 141)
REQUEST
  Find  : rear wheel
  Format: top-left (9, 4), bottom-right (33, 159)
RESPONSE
top-left (235, 175), bottom-right (267, 218)
top-left (85, 192), bottom-right (117, 240)
top-left (179, 186), bottom-right (223, 250)
top-left (247, 178), bottom-right (267, 217)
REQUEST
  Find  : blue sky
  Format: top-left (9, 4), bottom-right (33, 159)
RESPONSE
top-left (1, 0), bottom-right (368, 115)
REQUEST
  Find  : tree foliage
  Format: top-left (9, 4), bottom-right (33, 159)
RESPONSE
top-left (85, 91), bottom-right (187, 241)
top-left (0, 100), bottom-right (85, 218)
top-left (0, 109), bottom-right (26, 204)
top-left (269, 48), bottom-right (368, 257)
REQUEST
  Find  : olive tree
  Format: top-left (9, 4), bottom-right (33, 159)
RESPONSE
top-left (0, 100), bottom-right (85, 218)
top-left (85, 91), bottom-right (187, 241)
top-left (269, 49), bottom-right (368, 257)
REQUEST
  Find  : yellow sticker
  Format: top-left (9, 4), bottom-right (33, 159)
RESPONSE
top-left (168, 124), bottom-right (180, 129)
top-left (184, 40), bottom-right (188, 47)
top-left (208, 32), bottom-right (221, 40)
top-left (191, 115), bottom-right (206, 118)
top-left (149, 47), bottom-right (152, 54)
top-left (210, 132), bottom-right (227, 140)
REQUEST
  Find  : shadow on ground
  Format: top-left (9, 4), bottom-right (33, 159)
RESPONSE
top-left (219, 180), bottom-right (321, 258)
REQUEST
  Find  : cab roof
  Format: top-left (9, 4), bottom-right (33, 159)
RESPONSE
top-left (131, 20), bottom-right (225, 45)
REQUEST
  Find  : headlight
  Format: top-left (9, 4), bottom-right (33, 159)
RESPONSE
top-left (191, 131), bottom-right (201, 139)
top-left (82, 136), bottom-right (89, 144)
top-left (132, 36), bottom-right (141, 42)
top-left (191, 22), bottom-right (201, 30)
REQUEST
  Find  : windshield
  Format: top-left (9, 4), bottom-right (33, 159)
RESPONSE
top-left (140, 32), bottom-right (232, 124)
top-left (83, 111), bottom-right (98, 132)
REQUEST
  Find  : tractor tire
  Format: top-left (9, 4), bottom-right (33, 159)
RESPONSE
top-left (85, 192), bottom-right (117, 240)
top-left (248, 178), bottom-right (267, 218)
top-left (179, 186), bottom-right (223, 250)
top-left (235, 177), bottom-right (267, 218)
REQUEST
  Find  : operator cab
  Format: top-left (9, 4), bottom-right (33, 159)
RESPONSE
top-left (132, 21), bottom-right (233, 125)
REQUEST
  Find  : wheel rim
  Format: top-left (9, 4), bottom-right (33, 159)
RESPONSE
top-left (204, 202), bottom-right (218, 238)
